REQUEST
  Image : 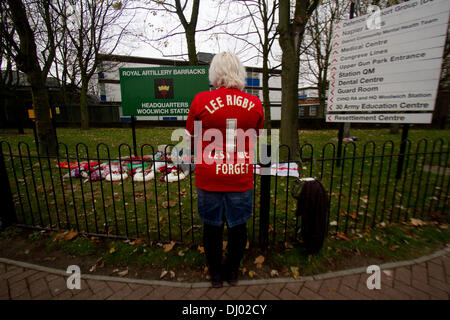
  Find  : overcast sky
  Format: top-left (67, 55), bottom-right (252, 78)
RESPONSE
top-left (114, 1), bottom-right (283, 69)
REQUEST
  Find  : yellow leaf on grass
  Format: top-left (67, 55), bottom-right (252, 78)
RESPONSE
top-left (163, 241), bottom-right (175, 252)
top-left (336, 233), bottom-right (351, 241)
top-left (410, 218), bottom-right (425, 227)
top-left (109, 247), bottom-right (116, 254)
top-left (162, 201), bottom-right (175, 209)
top-left (197, 245), bottom-right (205, 254)
top-left (54, 233), bottom-right (64, 241)
top-left (290, 266), bottom-right (299, 279)
top-left (245, 241), bottom-right (249, 249)
top-left (65, 229), bottom-right (78, 241)
top-left (248, 270), bottom-right (255, 278)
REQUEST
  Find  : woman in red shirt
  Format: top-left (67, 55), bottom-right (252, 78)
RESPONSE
top-left (186, 52), bottom-right (264, 288)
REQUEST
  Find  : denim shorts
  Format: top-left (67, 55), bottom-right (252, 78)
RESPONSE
top-left (196, 188), bottom-right (253, 228)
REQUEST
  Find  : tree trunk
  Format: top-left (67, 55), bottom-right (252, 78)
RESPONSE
top-left (318, 80), bottom-right (327, 118)
top-left (279, 44), bottom-right (300, 161)
top-left (28, 71), bottom-right (57, 155)
top-left (185, 26), bottom-right (198, 65)
top-left (6, 0), bottom-right (57, 154)
top-left (262, 55), bottom-right (271, 132)
top-left (278, 16), bottom-right (300, 160)
top-left (278, 0), bottom-right (319, 161)
top-left (80, 79), bottom-right (89, 130)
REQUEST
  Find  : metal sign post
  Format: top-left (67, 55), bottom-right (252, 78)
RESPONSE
top-left (336, 1), bottom-right (355, 168)
top-left (131, 115), bottom-right (137, 156)
top-left (396, 124), bottom-right (410, 179)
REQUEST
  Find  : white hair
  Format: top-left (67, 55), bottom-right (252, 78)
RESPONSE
top-left (208, 52), bottom-right (246, 90)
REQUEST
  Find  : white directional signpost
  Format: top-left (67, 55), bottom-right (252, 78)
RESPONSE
top-left (326, 0), bottom-right (450, 124)
top-left (326, 0), bottom-right (450, 177)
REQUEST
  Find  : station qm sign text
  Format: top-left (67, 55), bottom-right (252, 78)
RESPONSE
top-left (326, 0), bottom-right (450, 124)
top-left (119, 66), bottom-right (209, 117)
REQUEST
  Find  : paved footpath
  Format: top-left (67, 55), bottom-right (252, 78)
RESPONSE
top-left (0, 249), bottom-right (449, 300)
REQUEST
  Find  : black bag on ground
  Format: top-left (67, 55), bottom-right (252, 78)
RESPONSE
top-left (294, 178), bottom-right (329, 254)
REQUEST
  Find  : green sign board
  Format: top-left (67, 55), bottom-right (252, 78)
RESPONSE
top-left (119, 66), bottom-right (209, 117)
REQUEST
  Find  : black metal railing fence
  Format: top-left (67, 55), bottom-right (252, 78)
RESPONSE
top-left (0, 138), bottom-right (448, 248)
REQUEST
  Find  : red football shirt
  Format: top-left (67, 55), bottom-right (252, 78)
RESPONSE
top-left (186, 87), bottom-right (264, 192)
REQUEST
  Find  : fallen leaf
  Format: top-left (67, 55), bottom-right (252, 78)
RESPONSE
top-left (248, 270), bottom-right (256, 278)
top-left (163, 241), bottom-right (175, 252)
top-left (24, 249), bottom-right (30, 255)
top-left (43, 257), bottom-right (56, 261)
top-left (284, 242), bottom-right (293, 249)
top-left (178, 250), bottom-right (185, 257)
top-left (254, 255), bottom-right (265, 265)
top-left (160, 270), bottom-right (168, 279)
top-left (270, 269), bottom-right (279, 277)
top-left (329, 221), bottom-right (338, 226)
top-left (162, 201), bottom-right (176, 208)
top-left (118, 269), bottom-right (129, 277)
top-left (336, 233), bottom-right (351, 241)
top-left (410, 218), bottom-right (425, 227)
top-left (89, 265), bottom-right (96, 272)
top-left (109, 247), bottom-right (116, 254)
top-left (222, 241), bottom-right (227, 250)
top-left (65, 229), bottom-right (78, 241)
top-left (290, 266), bottom-right (299, 279)
top-left (54, 233), bottom-right (64, 241)
top-left (245, 241), bottom-right (249, 249)
top-left (169, 271), bottom-right (175, 278)
top-left (112, 268), bottom-right (119, 274)
top-left (197, 245), bottom-right (205, 254)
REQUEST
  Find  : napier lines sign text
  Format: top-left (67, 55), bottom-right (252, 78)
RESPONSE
top-left (326, 0), bottom-right (450, 124)
top-left (119, 66), bottom-right (209, 117)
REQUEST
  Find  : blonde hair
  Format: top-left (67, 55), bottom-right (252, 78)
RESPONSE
top-left (208, 52), bottom-right (246, 90)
